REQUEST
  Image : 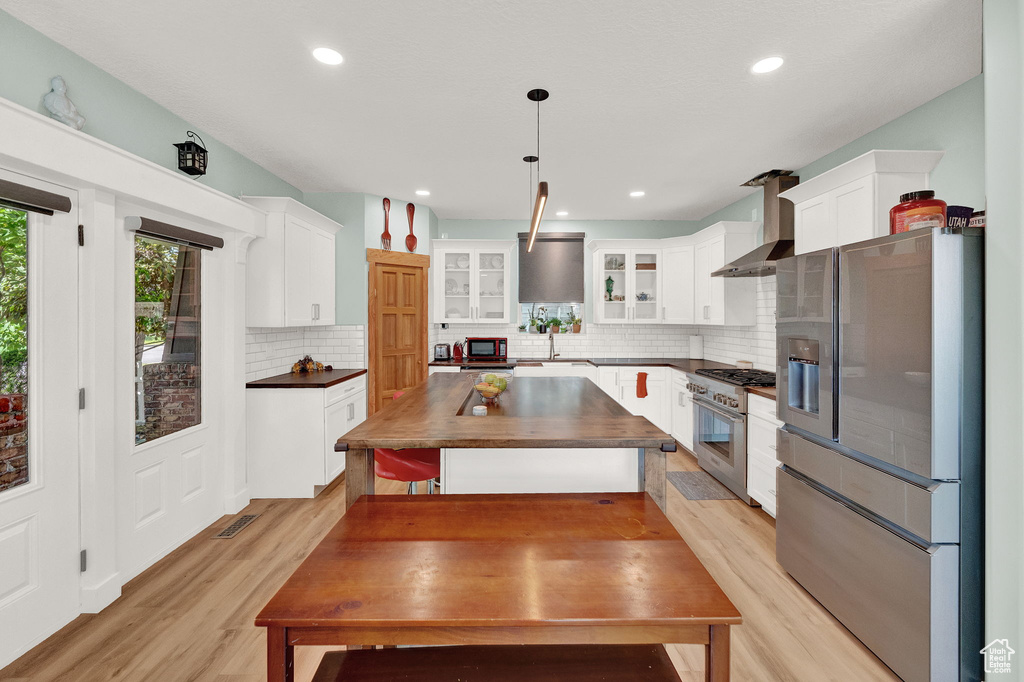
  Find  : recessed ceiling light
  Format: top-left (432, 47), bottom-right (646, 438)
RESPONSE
top-left (312, 47), bottom-right (344, 65)
top-left (751, 56), bottom-right (784, 74)
top-left (415, 190), bottom-right (430, 196)
top-left (556, 211), bottom-right (568, 217)
top-left (629, 191), bottom-right (645, 198)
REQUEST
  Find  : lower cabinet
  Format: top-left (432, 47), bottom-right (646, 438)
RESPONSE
top-left (428, 366), bottom-right (462, 375)
top-left (746, 393), bottom-right (782, 516)
top-left (616, 368), bottom-right (671, 435)
top-left (670, 376), bottom-right (693, 452)
top-left (247, 376), bottom-right (367, 498)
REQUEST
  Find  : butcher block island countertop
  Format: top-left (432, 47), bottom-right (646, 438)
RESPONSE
top-left (336, 373), bottom-right (675, 510)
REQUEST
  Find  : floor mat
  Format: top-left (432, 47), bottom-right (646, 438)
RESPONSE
top-left (667, 470), bottom-right (738, 501)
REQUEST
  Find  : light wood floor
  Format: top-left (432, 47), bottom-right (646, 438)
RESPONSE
top-left (0, 450), bottom-right (899, 682)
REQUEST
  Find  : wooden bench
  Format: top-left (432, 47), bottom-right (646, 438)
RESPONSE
top-left (312, 644), bottom-right (682, 681)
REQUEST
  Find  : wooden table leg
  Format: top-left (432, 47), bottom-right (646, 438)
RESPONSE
top-left (267, 626), bottom-right (294, 682)
top-left (705, 624), bottom-right (730, 682)
top-left (644, 447), bottom-right (667, 511)
top-left (345, 448), bottom-right (375, 510)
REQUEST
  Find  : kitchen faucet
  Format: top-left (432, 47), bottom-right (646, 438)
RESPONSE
top-left (548, 330), bottom-right (560, 361)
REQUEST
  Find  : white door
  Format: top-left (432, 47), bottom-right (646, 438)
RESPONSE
top-left (120, 213), bottom-right (224, 582)
top-left (310, 228), bottom-right (335, 325)
top-left (0, 174), bottom-right (80, 669)
top-left (706, 236), bottom-right (727, 326)
top-left (284, 217), bottom-right (313, 326)
top-left (662, 245), bottom-right (695, 324)
top-left (693, 241), bottom-right (711, 323)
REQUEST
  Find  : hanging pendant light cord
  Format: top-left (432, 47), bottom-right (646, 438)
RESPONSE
top-left (536, 99), bottom-right (541, 180)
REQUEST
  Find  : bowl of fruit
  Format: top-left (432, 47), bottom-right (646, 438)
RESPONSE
top-left (474, 372), bottom-right (512, 405)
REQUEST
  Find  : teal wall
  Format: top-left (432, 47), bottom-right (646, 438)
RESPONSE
top-left (304, 192), bottom-right (438, 325)
top-left (981, 0), bottom-right (1022, 655)
top-left (0, 10), bottom-right (302, 200)
top-left (699, 74), bottom-right (986, 234)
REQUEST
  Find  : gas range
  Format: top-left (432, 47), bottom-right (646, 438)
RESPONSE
top-left (686, 369), bottom-right (775, 416)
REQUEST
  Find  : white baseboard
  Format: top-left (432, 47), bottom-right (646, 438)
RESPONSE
top-left (80, 571), bottom-right (122, 614)
top-left (226, 487), bottom-right (250, 514)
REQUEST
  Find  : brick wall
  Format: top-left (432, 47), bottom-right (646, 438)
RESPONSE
top-left (0, 393), bottom-right (27, 492)
top-left (137, 363), bottom-right (200, 442)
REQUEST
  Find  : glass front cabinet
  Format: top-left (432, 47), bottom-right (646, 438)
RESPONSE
top-left (594, 249), bottom-right (663, 324)
top-left (434, 242), bottom-right (513, 324)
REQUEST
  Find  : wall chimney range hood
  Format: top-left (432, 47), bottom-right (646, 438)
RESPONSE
top-left (712, 171), bottom-right (799, 277)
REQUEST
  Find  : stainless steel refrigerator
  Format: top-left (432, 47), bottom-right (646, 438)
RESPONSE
top-left (775, 228), bottom-right (983, 682)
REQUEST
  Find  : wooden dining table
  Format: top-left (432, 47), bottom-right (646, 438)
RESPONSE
top-left (255, 492), bottom-right (741, 681)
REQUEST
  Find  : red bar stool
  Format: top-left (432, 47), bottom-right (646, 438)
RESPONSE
top-left (374, 391), bottom-right (441, 494)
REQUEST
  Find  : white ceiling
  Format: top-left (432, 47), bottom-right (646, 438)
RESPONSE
top-left (2, 1), bottom-right (981, 220)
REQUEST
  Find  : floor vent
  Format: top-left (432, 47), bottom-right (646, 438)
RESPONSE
top-left (213, 514), bottom-right (260, 539)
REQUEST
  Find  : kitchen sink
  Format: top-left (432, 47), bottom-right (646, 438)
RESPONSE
top-left (541, 362), bottom-right (590, 367)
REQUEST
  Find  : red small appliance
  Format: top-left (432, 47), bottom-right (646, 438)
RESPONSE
top-left (452, 342), bottom-right (463, 362)
top-left (465, 337), bottom-right (508, 361)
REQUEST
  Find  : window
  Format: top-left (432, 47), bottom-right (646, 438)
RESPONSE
top-left (0, 208), bottom-right (28, 492)
top-left (135, 235), bottom-right (201, 444)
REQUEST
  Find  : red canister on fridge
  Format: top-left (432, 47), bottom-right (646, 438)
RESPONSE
top-left (890, 190), bottom-right (947, 234)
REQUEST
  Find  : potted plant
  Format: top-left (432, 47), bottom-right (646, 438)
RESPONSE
top-left (548, 316), bottom-right (561, 333)
top-left (535, 307), bottom-right (548, 334)
top-left (569, 312), bottom-right (582, 334)
top-left (518, 324), bottom-right (527, 333)
top-left (528, 304), bottom-right (539, 332)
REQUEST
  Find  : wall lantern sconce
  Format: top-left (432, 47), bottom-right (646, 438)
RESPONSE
top-left (173, 131), bottom-right (208, 176)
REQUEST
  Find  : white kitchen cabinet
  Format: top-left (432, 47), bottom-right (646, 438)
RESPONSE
top-left (242, 196), bottom-right (341, 328)
top-left (514, 364), bottom-right (597, 380)
top-left (433, 241), bottom-right (514, 324)
top-left (247, 374), bottom-right (367, 498)
top-left (779, 150), bottom-right (944, 255)
top-left (746, 393), bottom-right (782, 517)
top-left (597, 366), bottom-right (619, 398)
top-left (617, 367), bottom-right (671, 434)
top-left (670, 374), bottom-right (694, 452)
top-left (594, 249), bottom-right (663, 324)
top-left (692, 222), bottom-right (758, 326)
top-left (662, 245), bottom-right (695, 325)
top-left (428, 366), bottom-right (462, 375)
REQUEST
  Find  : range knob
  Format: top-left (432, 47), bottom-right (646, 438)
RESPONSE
top-left (728, 397), bottom-right (739, 408)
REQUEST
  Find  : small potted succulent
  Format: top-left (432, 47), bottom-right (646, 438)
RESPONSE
top-left (548, 316), bottom-right (561, 333)
top-left (518, 323), bottom-right (527, 333)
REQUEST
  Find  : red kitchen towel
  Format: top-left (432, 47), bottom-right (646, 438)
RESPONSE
top-left (636, 371), bottom-right (648, 399)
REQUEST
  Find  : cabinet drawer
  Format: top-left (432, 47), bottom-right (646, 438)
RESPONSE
top-left (747, 393), bottom-right (779, 423)
top-left (747, 450), bottom-right (778, 516)
top-left (746, 414), bottom-right (780, 461)
top-left (324, 375), bottom-right (367, 406)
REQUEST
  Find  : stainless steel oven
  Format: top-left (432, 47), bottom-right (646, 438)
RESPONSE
top-left (687, 373), bottom-right (751, 504)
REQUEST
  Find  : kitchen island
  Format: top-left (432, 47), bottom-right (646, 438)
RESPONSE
top-left (335, 373), bottom-right (675, 510)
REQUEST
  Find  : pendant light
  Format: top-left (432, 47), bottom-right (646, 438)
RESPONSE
top-left (525, 88), bottom-right (549, 253)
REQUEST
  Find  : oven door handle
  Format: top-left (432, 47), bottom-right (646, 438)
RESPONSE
top-left (693, 396), bottom-right (745, 423)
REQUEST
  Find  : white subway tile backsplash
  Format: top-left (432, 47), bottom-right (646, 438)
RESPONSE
top-left (245, 324), bottom-right (366, 381)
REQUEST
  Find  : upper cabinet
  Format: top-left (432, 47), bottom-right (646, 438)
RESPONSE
top-left (692, 222), bottom-right (758, 326)
top-left (779, 150), bottom-right (944, 255)
top-left (594, 249), bottom-right (663, 324)
top-left (241, 196), bottom-right (341, 328)
top-left (433, 241), bottom-right (514, 324)
top-left (662, 245), bottom-right (695, 325)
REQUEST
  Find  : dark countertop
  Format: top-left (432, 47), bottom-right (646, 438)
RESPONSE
top-left (747, 386), bottom-right (777, 400)
top-left (246, 368), bottom-right (367, 389)
top-left (428, 359), bottom-right (518, 368)
top-left (336, 374), bottom-right (670, 450)
top-left (436, 357), bottom-right (737, 372)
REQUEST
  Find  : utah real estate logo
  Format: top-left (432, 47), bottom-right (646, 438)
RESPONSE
top-left (981, 639), bottom-right (1015, 675)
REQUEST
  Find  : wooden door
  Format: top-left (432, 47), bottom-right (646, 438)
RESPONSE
top-left (367, 249), bottom-right (429, 414)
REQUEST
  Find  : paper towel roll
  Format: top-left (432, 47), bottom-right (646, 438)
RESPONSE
top-left (688, 335), bottom-right (703, 359)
